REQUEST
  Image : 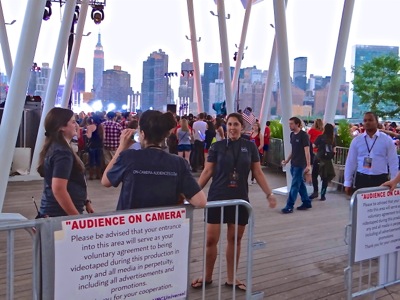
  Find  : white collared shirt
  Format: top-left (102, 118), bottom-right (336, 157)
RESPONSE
top-left (344, 130), bottom-right (398, 187)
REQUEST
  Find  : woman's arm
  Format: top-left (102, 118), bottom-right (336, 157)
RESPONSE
top-left (101, 129), bottom-right (134, 187)
top-left (198, 162), bottom-right (215, 189)
top-left (259, 133), bottom-right (264, 150)
top-left (251, 162), bottom-right (276, 208)
top-left (52, 178), bottom-right (80, 215)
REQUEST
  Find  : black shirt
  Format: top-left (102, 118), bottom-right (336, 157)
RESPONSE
top-left (314, 134), bottom-right (336, 160)
top-left (107, 148), bottom-right (201, 210)
top-left (40, 143), bottom-right (87, 217)
top-left (207, 138), bottom-right (260, 202)
top-left (290, 130), bottom-right (310, 168)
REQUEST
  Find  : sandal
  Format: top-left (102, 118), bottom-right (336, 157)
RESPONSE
top-left (191, 278), bottom-right (213, 289)
top-left (225, 281), bottom-right (246, 291)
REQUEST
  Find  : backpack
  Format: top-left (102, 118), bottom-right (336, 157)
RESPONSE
top-left (322, 143), bottom-right (334, 160)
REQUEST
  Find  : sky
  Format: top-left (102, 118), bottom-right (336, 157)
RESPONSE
top-left (1, 0), bottom-right (400, 96)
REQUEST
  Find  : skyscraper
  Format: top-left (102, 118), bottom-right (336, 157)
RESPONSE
top-left (141, 49), bottom-right (168, 111)
top-left (72, 67), bottom-right (85, 107)
top-left (293, 57), bottom-right (307, 91)
top-left (202, 63), bottom-right (219, 113)
top-left (349, 45), bottom-right (399, 118)
top-left (93, 33), bottom-right (104, 100)
top-left (102, 66), bottom-right (133, 111)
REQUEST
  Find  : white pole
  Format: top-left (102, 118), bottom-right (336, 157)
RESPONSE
top-left (0, 0), bottom-right (47, 211)
top-left (61, 0), bottom-right (89, 108)
top-left (259, 38), bottom-right (277, 132)
top-left (323, 0), bottom-right (355, 125)
top-left (30, 0), bottom-right (77, 176)
top-left (0, 0), bottom-right (13, 81)
top-left (273, 0), bottom-right (293, 190)
top-left (231, 0), bottom-right (252, 111)
top-left (186, 0), bottom-right (203, 113)
top-left (216, 0), bottom-right (233, 114)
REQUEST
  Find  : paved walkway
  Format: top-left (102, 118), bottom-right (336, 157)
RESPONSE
top-left (0, 167), bottom-right (398, 299)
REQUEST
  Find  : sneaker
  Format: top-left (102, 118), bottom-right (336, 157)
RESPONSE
top-left (320, 196), bottom-right (326, 201)
top-left (297, 203), bottom-right (312, 210)
top-left (309, 192), bottom-right (318, 200)
top-left (281, 207), bottom-right (294, 214)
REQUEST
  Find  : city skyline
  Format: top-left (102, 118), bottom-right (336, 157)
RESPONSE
top-left (0, 0), bottom-right (399, 99)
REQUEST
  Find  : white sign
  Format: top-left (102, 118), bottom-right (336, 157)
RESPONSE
top-left (355, 189), bottom-right (400, 262)
top-left (54, 208), bottom-right (189, 300)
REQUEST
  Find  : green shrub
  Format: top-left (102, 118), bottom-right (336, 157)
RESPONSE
top-left (269, 120), bottom-right (283, 140)
top-left (336, 119), bottom-right (352, 148)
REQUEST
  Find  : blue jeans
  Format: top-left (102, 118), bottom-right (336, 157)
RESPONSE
top-left (285, 166), bottom-right (311, 209)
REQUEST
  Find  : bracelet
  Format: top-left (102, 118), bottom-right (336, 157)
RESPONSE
top-left (84, 199), bottom-right (92, 205)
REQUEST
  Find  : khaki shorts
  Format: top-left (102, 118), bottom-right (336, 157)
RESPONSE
top-left (103, 149), bottom-right (116, 165)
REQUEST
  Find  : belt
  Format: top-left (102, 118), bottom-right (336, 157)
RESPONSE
top-left (356, 172), bottom-right (388, 178)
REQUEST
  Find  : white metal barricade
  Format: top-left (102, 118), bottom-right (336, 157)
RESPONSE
top-left (345, 186), bottom-right (400, 299)
top-left (1, 200), bottom-right (258, 300)
top-left (0, 215), bottom-right (40, 300)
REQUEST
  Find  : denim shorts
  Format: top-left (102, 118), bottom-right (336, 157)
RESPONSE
top-left (178, 144), bottom-right (192, 152)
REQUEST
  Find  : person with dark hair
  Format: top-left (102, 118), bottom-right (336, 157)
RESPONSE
top-left (309, 123), bottom-right (336, 201)
top-left (344, 112), bottom-right (398, 195)
top-left (191, 113), bottom-right (207, 172)
top-left (102, 111), bottom-right (122, 166)
top-left (214, 117), bottom-right (225, 142)
top-left (37, 107), bottom-right (94, 217)
top-left (262, 121), bottom-right (271, 166)
top-left (86, 115), bottom-right (104, 180)
top-left (191, 112), bottom-right (276, 291)
top-left (101, 110), bottom-right (206, 210)
top-left (281, 116), bottom-right (312, 214)
top-left (204, 120), bottom-right (216, 159)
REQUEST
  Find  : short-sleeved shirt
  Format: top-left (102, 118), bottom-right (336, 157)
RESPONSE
top-left (177, 129), bottom-right (191, 145)
top-left (107, 148), bottom-right (201, 210)
top-left (207, 138), bottom-right (260, 202)
top-left (290, 130), bottom-right (310, 168)
top-left (40, 143), bottom-right (87, 217)
top-left (102, 120), bottom-right (122, 150)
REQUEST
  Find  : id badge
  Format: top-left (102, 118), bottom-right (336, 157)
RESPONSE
top-left (363, 157), bottom-right (372, 169)
top-left (228, 170), bottom-right (239, 188)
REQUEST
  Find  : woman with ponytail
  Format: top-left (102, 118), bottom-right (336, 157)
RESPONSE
top-left (102, 110), bottom-right (206, 210)
top-left (38, 107), bottom-right (94, 217)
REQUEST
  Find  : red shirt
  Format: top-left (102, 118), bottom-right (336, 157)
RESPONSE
top-left (264, 126), bottom-right (270, 145)
top-left (308, 128), bottom-right (323, 153)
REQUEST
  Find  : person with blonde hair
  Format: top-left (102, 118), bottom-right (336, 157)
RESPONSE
top-left (177, 118), bottom-right (193, 164)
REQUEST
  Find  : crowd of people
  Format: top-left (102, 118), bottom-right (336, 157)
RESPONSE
top-left (36, 106), bottom-right (400, 291)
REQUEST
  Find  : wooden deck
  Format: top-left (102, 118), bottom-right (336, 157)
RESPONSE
top-left (1, 168), bottom-right (399, 299)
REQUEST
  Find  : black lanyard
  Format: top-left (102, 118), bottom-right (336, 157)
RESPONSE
top-left (364, 135), bottom-right (378, 156)
top-left (230, 139), bottom-right (242, 171)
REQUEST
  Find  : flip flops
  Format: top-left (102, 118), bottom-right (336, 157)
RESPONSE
top-left (224, 282), bottom-right (247, 291)
top-left (191, 278), bottom-right (213, 289)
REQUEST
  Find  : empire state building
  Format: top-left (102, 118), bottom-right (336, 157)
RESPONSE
top-left (93, 33), bottom-right (104, 100)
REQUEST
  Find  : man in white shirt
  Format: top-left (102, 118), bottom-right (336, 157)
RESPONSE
top-left (344, 112), bottom-right (398, 195)
top-left (191, 113), bottom-right (207, 172)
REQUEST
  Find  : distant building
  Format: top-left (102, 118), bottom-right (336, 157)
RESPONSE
top-left (349, 44), bottom-right (399, 118)
top-left (72, 68), bottom-right (85, 107)
top-left (93, 33), bottom-right (104, 100)
top-left (293, 57), bottom-right (307, 91)
top-left (178, 59), bottom-right (195, 112)
top-left (102, 66), bottom-right (133, 110)
top-left (34, 63), bottom-right (51, 101)
top-left (141, 49), bottom-right (168, 111)
top-left (202, 62), bottom-right (219, 113)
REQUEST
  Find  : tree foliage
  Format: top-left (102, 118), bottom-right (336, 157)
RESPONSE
top-left (352, 54), bottom-right (400, 118)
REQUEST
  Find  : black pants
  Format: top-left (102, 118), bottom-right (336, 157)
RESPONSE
top-left (311, 160), bottom-right (328, 196)
top-left (191, 140), bottom-right (205, 171)
top-left (354, 172), bottom-right (389, 191)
